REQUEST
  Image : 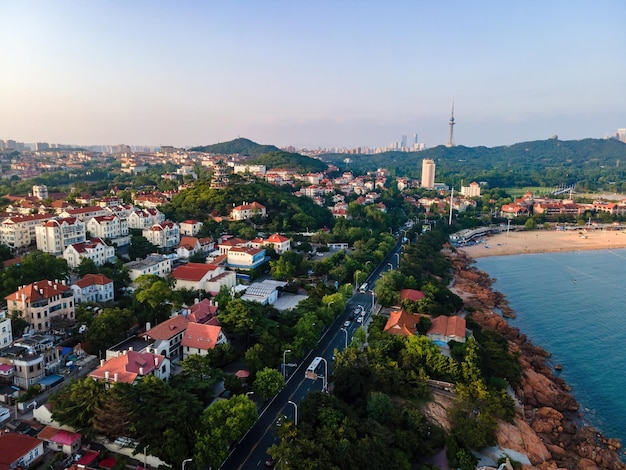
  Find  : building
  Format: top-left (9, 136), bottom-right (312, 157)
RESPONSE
top-left (86, 215), bottom-right (130, 246)
top-left (460, 182), bottom-right (481, 197)
top-left (171, 262), bottom-right (236, 294)
top-left (0, 433), bottom-right (45, 469)
top-left (179, 219), bottom-right (203, 236)
top-left (0, 214), bottom-right (54, 248)
top-left (240, 280), bottom-right (287, 305)
top-left (142, 221), bottom-right (180, 249)
top-left (427, 315), bottom-right (466, 343)
top-left (35, 217), bottom-right (86, 255)
top-left (251, 233), bottom-right (291, 255)
top-left (32, 184), bottom-right (48, 200)
top-left (5, 280), bottom-right (75, 333)
top-left (89, 350), bottom-right (170, 385)
top-left (230, 201), bottom-right (267, 221)
top-left (176, 236), bottom-right (215, 259)
top-left (181, 322), bottom-right (228, 359)
top-left (421, 159), bottom-right (436, 189)
top-left (125, 254), bottom-right (172, 281)
top-left (59, 206), bottom-right (109, 224)
top-left (63, 238), bottom-right (115, 268)
top-left (0, 310), bottom-right (13, 349)
top-left (383, 309), bottom-right (419, 337)
top-left (141, 315), bottom-right (189, 361)
top-left (127, 208), bottom-right (165, 230)
top-left (226, 246), bottom-right (267, 270)
top-left (71, 273), bottom-right (114, 304)
top-left (37, 427), bottom-right (81, 456)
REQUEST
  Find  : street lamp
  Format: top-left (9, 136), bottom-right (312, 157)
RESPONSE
top-left (144, 445), bottom-right (149, 470)
top-left (340, 327), bottom-right (348, 348)
top-left (395, 252), bottom-right (400, 265)
top-left (387, 262), bottom-right (393, 271)
top-left (354, 270), bottom-right (362, 294)
top-left (319, 357), bottom-right (328, 392)
top-left (182, 459), bottom-right (192, 470)
top-left (282, 349), bottom-right (292, 380)
top-left (288, 400), bottom-right (298, 426)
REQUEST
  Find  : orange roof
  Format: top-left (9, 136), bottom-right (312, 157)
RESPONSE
top-left (267, 233), bottom-right (289, 243)
top-left (179, 236), bottom-right (199, 250)
top-left (219, 237), bottom-right (248, 247)
top-left (37, 425), bottom-right (61, 441)
top-left (145, 315), bottom-right (189, 340)
top-left (0, 433), bottom-right (43, 466)
top-left (181, 322), bottom-right (223, 350)
top-left (171, 263), bottom-right (219, 282)
top-left (399, 289), bottom-right (425, 302)
top-left (89, 350), bottom-right (165, 384)
top-left (73, 273), bottom-right (113, 289)
top-left (383, 309), bottom-right (419, 337)
top-left (6, 280), bottom-right (71, 303)
top-left (427, 315), bottom-right (466, 339)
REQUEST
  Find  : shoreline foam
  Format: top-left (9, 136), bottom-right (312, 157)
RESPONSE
top-left (456, 228), bottom-right (626, 259)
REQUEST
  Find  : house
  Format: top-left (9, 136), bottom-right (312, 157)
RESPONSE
top-left (240, 280), bottom-right (287, 305)
top-left (179, 219), bottom-right (203, 236)
top-left (230, 201), bottom-right (266, 221)
top-left (5, 280), bottom-right (76, 333)
top-left (176, 236), bottom-right (209, 259)
top-left (35, 217), bottom-right (86, 255)
top-left (184, 298), bottom-right (219, 324)
top-left (86, 215), bottom-right (130, 246)
top-left (0, 433), bottom-right (45, 469)
top-left (399, 288), bottom-right (425, 304)
top-left (171, 262), bottom-right (236, 294)
top-left (71, 273), bottom-right (114, 303)
top-left (59, 206), bottom-right (109, 223)
top-left (383, 309), bottom-right (419, 337)
top-left (0, 310), bottom-right (13, 349)
top-left (125, 254), bottom-right (172, 281)
top-left (252, 233), bottom-right (291, 255)
top-left (89, 350), bottom-right (170, 385)
top-left (37, 426), bottom-right (81, 455)
top-left (142, 221), bottom-right (180, 249)
top-left (0, 214), bottom-right (54, 248)
top-left (226, 246), bottom-right (267, 270)
top-left (217, 237), bottom-right (251, 255)
top-left (181, 322), bottom-right (228, 359)
top-left (427, 315), bottom-right (467, 343)
top-left (63, 238), bottom-right (115, 268)
top-left (141, 314), bottom-right (189, 361)
top-left (127, 208), bottom-right (165, 229)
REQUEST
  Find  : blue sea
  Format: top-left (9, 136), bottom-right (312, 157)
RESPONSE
top-left (476, 249), bottom-right (626, 447)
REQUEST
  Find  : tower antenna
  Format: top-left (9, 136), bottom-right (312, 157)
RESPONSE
top-left (446, 100), bottom-right (455, 148)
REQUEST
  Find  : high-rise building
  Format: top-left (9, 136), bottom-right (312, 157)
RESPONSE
top-left (413, 133), bottom-right (419, 144)
top-left (401, 135), bottom-right (407, 148)
top-left (421, 159), bottom-right (435, 189)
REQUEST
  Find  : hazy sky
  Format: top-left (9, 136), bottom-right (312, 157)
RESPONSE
top-left (1, 1), bottom-right (625, 149)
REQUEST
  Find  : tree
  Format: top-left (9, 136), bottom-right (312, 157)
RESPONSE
top-left (194, 395), bottom-right (258, 468)
top-left (77, 257), bottom-right (99, 277)
top-left (367, 391), bottom-right (392, 424)
top-left (134, 274), bottom-right (175, 324)
top-left (50, 378), bottom-right (108, 437)
top-left (253, 367), bottom-right (285, 401)
top-left (128, 235), bottom-right (158, 261)
top-left (525, 217), bottom-right (536, 230)
top-left (84, 307), bottom-right (135, 355)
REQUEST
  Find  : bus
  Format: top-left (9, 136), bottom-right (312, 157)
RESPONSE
top-left (305, 356), bottom-right (323, 380)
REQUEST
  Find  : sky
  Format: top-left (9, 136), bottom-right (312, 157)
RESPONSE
top-left (1, 1), bottom-right (625, 150)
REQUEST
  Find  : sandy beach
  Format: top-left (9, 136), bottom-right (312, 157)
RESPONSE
top-left (457, 228), bottom-right (626, 258)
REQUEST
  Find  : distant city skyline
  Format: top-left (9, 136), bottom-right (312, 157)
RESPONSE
top-left (1, 1), bottom-right (624, 150)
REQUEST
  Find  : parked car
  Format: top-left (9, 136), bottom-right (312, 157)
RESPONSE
top-left (343, 320), bottom-right (351, 327)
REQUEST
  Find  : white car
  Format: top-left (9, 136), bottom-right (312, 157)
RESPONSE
top-left (343, 320), bottom-right (351, 328)
top-left (356, 316), bottom-right (363, 323)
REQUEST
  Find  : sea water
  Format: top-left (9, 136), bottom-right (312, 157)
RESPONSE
top-left (476, 249), bottom-right (626, 447)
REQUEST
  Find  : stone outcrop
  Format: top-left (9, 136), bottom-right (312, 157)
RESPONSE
top-left (450, 251), bottom-right (626, 470)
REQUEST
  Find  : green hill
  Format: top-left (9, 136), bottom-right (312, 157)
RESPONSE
top-left (319, 138), bottom-right (626, 191)
top-left (189, 137), bottom-right (281, 156)
top-left (248, 151), bottom-right (328, 173)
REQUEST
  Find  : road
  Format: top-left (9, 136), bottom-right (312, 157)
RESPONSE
top-left (221, 239), bottom-right (404, 469)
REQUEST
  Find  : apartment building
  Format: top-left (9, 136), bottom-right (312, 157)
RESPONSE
top-left (87, 214), bottom-right (130, 245)
top-left (63, 238), bottom-right (115, 268)
top-left (127, 208), bottom-right (165, 229)
top-left (35, 218), bottom-right (86, 255)
top-left (0, 214), bottom-right (53, 248)
top-left (5, 280), bottom-right (75, 333)
top-left (230, 201), bottom-right (266, 221)
top-left (71, 273), bottom-right (114, 303)
top-left (125, 254), bottom-right (172, 281)
top-left (142, 221), bottom-right (180, 249)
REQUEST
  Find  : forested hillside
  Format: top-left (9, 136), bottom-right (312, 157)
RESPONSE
top-left (189, 137), bottom-right (281, 156)
top-left (247, 150), bottom-right (328, 173)
top-left (320, 138), bottom-right (626, 191)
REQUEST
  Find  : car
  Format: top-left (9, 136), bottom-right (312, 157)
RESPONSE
top-left (265, 456), bottom-right (275, 468)
top-left (343, 320), bottom-right (351, 327)
top-left (356, 316), bottom-right (363, 323)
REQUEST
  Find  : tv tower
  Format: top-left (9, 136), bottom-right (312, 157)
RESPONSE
top-left (446, 100), bottom-right (455, 148)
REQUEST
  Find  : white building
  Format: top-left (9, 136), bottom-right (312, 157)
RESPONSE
top-left (181, 322), bottom-right (228, 359)
top-left (460, 182), bottom-right (481, 197)
top-left (63, 238), bottom-right (115, 268)
top-left (0, 310), bottom-right (13, 348)
top-left (179, 219), bottom-right (203, 236)
top-left (127, 208), bottom-right (165, 230)
top-left (125, 254), bottom-right (172, 281)
top-left (59, 206), bottom-right (109, 224)
top-left (230, 202), bottom-right (266, 221)
top-left (0, 214), bottom-right (54, 248)
top-left (87, 215), bottom-right (130, 245)
top-left (71, 273), bottom-right (114, 303)
top-left (35, 217), bottom-right (86, 255)
top-left (240, 280), bottom-right (288, 305)
top-left (251, 233), bottom-right (291, 255)
top-left (32, 185), bottom-right (48, 200)
top-left (170, 262), bottom-right (236, 293)
top-left (421, 159), bottom-right (436, 189)
top-left (142, 221), bottom-right (180, 248)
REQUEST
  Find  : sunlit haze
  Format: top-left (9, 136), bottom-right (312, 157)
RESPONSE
top-left (1, 1), bottom-right (625, 149)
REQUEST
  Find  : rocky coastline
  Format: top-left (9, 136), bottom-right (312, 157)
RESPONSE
top-left (449, 250), bottom-right (625, 470)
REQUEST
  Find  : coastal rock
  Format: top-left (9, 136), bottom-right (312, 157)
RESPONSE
top-left (497, 417), bottom-right (552, 465)
top-left (519, 368), bottom-right (578, 412)
top-left (530, 407), bottom-right (564, 435)
top-left (577, 458), bottom-right (602, 470)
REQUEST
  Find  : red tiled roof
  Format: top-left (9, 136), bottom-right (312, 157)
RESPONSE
top-left (89, 350), bottom-right (165, 384)
top-left (73, 273), bottom-right (113, 289)
top-left (383, 309), bottom-right (419, 337)
top-left (0, 433), bottom-right (43, 465)
top-left (267, 233), bottom-right (289, 243)
top-left (145, 315), bottom-right (189, 340)
top-left (50, 429), bottom-right (81, 445)
top-left (181, 322), bottom-right (223, 350)
top-left (5, 280), bottom-right (71, 303)
top-left (427, 315), bottom-right (466, 339)
top-left (399, 289), bottom-right (425, 302)
top-left (171, 263), bottom-right (218, 282)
